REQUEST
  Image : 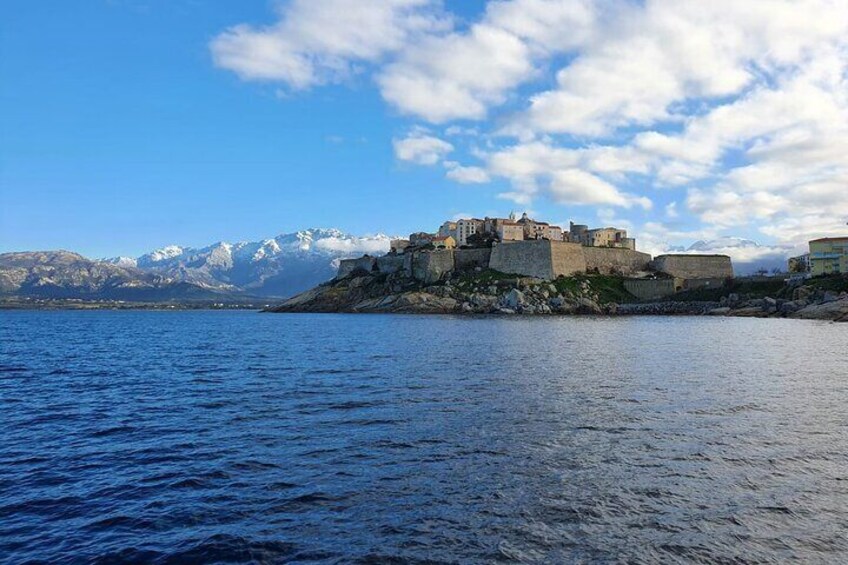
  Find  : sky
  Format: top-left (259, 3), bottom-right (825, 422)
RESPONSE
top-left (2, 0), bottom-right (847, 266)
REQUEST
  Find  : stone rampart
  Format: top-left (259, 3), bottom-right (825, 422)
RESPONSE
top-left (681, 277), bottom-right (727, 291)
top-left (454, 248), bottom-right (491, 270)
top-left (337, 256), bottom-right (377, 279)
top-left (375, 254), bottom-right (407, 275)
top-left (489, 241), bottom-right (554, 279)
top-left (582, 247), bottom-right (651, 275)
top-left (651, 254), bottom-right (733, 280)
top-left (624, 278), bottom-right (676, 300)
top-left (550, 242), bottom-right (588, 277)
top-left (412, 249), bottom-right (455, 284)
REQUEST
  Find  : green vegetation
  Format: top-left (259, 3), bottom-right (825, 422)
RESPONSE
top-left (670, 274), bottom-right (848, 302)
top-left (553, 274), bottom-right (636, 304)
top-left (808, 274), bottom-right (848, 293)
top-left (454, 268), bottom-right (520, 288)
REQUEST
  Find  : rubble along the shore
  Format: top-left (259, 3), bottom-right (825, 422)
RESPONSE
top-left (267, 270), bottom-right (848, 322)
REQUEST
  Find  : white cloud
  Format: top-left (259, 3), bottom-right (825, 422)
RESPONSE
top-left (214, 0), bottom-right (848, 245)
top-left (313, 236), bottom-right (391, 254)
top-left (665, 202), bottom-right (678, 219)
top-left (511, 0), bottom-right (848, 137)
top-left (210, 0), bottom-right (448, 88)
top-left (377, 23), bottom-right (535, 122)
top-left (444, 162), bottom-right (491, 184)
top-left (393, 131), bottom-right (453, 165)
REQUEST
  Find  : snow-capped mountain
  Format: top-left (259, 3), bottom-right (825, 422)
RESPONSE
top-left (119, 228), bottom-right (393, 297)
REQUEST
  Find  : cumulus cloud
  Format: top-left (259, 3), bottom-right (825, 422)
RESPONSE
top-left (393, 130), bottom-right (453, 165)
top-left (210, 0), bottom-right (448, 88)
top-left (213, 0), bottom-right (848, 246)
top-left (313, 236), bottom-right (391, 254)
top-left (444, 162), bottom-right (491, 184)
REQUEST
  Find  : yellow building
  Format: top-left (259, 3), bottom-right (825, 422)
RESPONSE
top-left (431, 235), bottom-right (456, 249)
top-left (809, 237), bottom-right (848, 276)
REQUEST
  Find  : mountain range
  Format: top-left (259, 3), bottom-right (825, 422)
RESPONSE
top-left (0, 229), bottom-right (393, 302)
top-left (0, 230), bottom-right (794, 303)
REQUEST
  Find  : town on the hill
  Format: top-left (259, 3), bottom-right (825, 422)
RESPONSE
top-left (390, 212), bottom-right (635, 253)
top-left (338, 213), bottom-right (733, 300)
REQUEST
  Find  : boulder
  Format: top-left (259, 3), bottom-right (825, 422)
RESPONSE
top-left (575, 297), bottom-right (602, 314)
top-left (708, 307), bottom-right (731, 316)
top-left (792, 297), bottom-right (848, 320)
top-left (730, 306), bottom-right (770, 317)
top-left (502, 288), bottom-right (527, 309)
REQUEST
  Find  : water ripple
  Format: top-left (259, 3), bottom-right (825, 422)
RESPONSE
top-left (1, 310), bottom-right (846, 563)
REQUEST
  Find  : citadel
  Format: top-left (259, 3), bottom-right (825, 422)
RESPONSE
top-left (338, 213), bottom-right (733, 299)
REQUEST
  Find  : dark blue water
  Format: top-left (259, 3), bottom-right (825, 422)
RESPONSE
top-left (1, 311), bottom-right (847, 564)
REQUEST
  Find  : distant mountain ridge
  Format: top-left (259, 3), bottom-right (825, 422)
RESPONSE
top-left (1, 229), bottom-right (393, 302)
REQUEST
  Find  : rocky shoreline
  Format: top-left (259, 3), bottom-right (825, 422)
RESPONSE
top-left (268, 269), bottom-right (848, 322)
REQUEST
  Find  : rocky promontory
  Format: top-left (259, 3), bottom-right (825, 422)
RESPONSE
top-left (268, 268), bottom-right (848, 322)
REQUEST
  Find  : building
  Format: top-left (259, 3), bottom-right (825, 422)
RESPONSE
top-left (584, 227), bottom-right (634, 249)
top-left (432, 235), bottom-right (456, 249)
top-left (496, 221), bottom-right (524, 242)
top-left (456, 218), bottom-right (483, 246)
top-left (390, 239), bottom-right (410, 254)
top-left (515, 212), bottom-right (563, 241)
top-left (545, 225), bottom-right (564, 241)
top-left (438, 221), bottom-right (457, 238)
top-left (566, 222), bottom-right (633, 249)
top-left (567, 222), bottom-right (589, 243)
top-left (788, 253), bottom-right (810, 273)
top-left (409, 232), bottom-right (434, 247)
top-left (809, 237), bottom-right (848, 276)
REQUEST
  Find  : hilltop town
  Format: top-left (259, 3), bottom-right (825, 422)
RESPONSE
top-left (338, 213), bottom-right (733, 297)
top-left (270, 212), bottom-right (848, 321)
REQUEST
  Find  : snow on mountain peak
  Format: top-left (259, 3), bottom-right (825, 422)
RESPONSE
top-left (103, 256), bottom-right (138, 268)
top-left (145, 245), bottom-right (185, 262)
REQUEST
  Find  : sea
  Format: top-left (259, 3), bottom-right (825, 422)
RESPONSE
top-left (1, 310), bottom-right (846, 564)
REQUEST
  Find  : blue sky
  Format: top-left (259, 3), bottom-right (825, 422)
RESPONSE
top-left (2, 1), bottom-right (847, 265)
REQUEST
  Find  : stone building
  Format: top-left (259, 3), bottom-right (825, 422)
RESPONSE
top-left (584, 228), bottom-right (634, 249)
top-left (516, 212), bottom-right (563, 241)
top-left (567, 222), bottom-right (634, 249)
top-left (496, 221), bottom-right (524, 242)
top-left (432, 235), bottom-right (456, 249)
top-left (438, 221), bottom-right (457, 238)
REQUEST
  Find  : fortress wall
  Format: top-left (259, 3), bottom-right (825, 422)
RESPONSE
top-left (623, 279), bottom-right (676, 300)
top-left (550, 242), bottom-right (588, 277)
top-left (375, 254), bottom-right (406, 275)
top-left (489, 241), bottom-right (554, 279)
top-left (682, 277), bottom-right (727, 291)
top-left (337, 256), bottom-right (377, 279)
top-left (651, 255), bottom-right (733, 280)
top-left (582, 247), bottom-right (652, 275)
top-left (454, 248), bottom-right (492, 270)
top-left (412, 249), bottom-right (455, 284)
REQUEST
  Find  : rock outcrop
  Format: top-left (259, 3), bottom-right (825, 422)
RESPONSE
top-left (269, 268), bottom-right (848, 322)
